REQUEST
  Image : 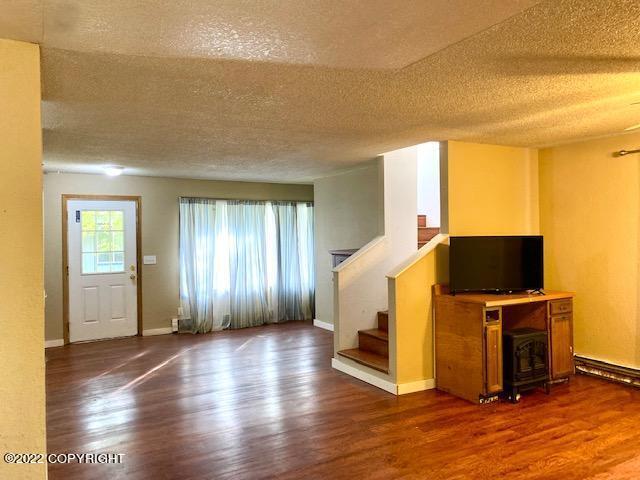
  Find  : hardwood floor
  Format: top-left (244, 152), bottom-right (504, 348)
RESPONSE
top-left (46, 321), bottom-right (640, 480)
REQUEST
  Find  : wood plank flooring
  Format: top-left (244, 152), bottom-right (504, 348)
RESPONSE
top-left (46, 321), bottom-right (640, 479)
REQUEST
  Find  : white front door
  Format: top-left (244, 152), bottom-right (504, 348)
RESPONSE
top-left (67, 199), bottom-right (138, 342)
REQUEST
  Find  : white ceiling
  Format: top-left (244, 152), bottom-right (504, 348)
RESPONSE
top-left (2, 0), bottom-right (640, 182)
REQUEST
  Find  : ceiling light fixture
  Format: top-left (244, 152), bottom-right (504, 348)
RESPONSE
top-left (104, 165), bottom-right (125, 176)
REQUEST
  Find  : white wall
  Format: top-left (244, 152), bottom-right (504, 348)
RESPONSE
top-left (313, 161), bottom-right (382, 326)
top-left (417, 142), bottom-right (440, 227)
top-left (333, 147), bottom-right (419, 381)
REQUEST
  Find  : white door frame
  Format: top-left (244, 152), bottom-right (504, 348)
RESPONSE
top-left (62, 194), bottom-right (142, 344)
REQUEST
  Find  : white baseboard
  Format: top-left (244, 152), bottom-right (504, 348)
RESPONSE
top-left (397, 378), bottom-right (435, 395)
top-left (331, 357), bottom-right (396, 394)
top-left (45, 339), bottom-right (64, 348)
top-left (142, 327), bottom-right (173, 336)
top-left (331, 357), bottom-right (435, 395)
top-left (313, 319), bottom-right (334, 332)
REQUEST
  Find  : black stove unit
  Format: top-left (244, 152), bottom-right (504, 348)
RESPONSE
top-left (502, 328), bottom-right (549, 402)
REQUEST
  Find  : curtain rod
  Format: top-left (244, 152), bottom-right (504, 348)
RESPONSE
top-left (178, 196), bottom-right (313, 204)
top-left (613, 148), bottom-right (640, 157)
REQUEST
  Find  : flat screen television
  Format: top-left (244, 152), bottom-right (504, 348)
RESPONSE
top-left (449, 236), bottom-right (543, 294)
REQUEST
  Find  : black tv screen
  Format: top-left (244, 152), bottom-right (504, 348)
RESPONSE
top-left (449, 236), bottom-right (543, 293)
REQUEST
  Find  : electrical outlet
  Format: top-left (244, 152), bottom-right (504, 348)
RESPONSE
top-left (177, 306), bottom-right (184, 316)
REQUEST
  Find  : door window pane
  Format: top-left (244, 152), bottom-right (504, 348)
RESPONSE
top-left (96, 231), bottom-right (112, 252)
top-left (80, 210), bottom-right (126, 274)
top-left (111, 211), bottom-right (124, 230)
top-left (82, 232), bottom-right (96, 253)
top-left (113, 252), bottom-right (125, 272)
top-left (112, 231), bottom-right (124, 251)
top-left (96, 211), bottom-right (111, 230)
top-left (81, 211), bottom-right (96, 230)
top-left (82, 253), bottom-right (96, 273)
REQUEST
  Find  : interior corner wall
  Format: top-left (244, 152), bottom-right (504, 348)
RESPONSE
top-left (43, 173), bottom-right (313, 341)
top-left (313, 161), bottom-right (382, 326)
top-left (447, 141), bottom-right (539, 235)
top-left (393, 140), bottom-right (536, 388)
top-left (0, 39), bottom-right (46, 480)
top-left (417, 142), bottom-right (441, 227)
top-left (539, 132), bottom-right (640, 369)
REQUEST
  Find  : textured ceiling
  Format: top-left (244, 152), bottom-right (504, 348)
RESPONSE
top-left (2, 0), bottom-right (540, 68)
top-left (2, 0), bottom-right (640, 182)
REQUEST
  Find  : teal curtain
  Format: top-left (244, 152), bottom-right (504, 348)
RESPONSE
top-left (179, 198), bottom-right (314, 332)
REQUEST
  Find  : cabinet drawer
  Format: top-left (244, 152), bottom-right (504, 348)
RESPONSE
top-left (550, 299), bottom-right (572, 315)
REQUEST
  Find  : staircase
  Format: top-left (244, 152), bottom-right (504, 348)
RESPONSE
top-left (337, 311), bottom-right (389, 373)
top-left (418, 214), bottom-right (439, 248)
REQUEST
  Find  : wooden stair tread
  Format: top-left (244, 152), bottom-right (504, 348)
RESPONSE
top-left (337, 348), bottom-right (389, 373)
top-left (359, 328), bottom-right (388, 341)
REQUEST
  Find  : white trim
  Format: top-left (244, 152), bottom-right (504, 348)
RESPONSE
top-left (397, 378), bottom-right (435, 395)
top-left (386, 233), bottom-right (449, 279)
top-left (45, 339), bottom-right (64, 348)
top-left (142, 327), bottom-right (173, 337)
top-left (332, 357), bottom-right (397, 395)
top-left (313, 319), bottom-right (334, 331)
top-left (332, 235), bottom-right (386, 273)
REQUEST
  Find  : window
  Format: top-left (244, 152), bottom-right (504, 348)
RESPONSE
top-left (179, 198), bottom-right (315, 332)
top-left (81, 210), bottom-right (125, 274)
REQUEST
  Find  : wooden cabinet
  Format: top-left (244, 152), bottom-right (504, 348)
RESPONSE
top-left (435, 288), bottom-right (574, 404)
top-left (484, 321), bottom-right (503, 394)
top-left (549, 312), bottom-right (574, 379)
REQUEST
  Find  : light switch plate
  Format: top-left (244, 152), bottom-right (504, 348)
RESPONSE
top-left (143, 255), bottom-right (157, 265)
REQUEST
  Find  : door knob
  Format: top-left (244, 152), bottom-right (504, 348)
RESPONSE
top-left (130, 274), bottom-right (136, 280)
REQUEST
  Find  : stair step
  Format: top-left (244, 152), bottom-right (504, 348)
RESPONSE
top-left (337, 348), bottom-right (389, 373)
top-left (418, 227), bottom-right (440, 242)
top-left (358, 328), bottom-right (388, 356)
top-left (418, 214), bottom-right (427, 228)
top-left (377, 310), bottom-right (388, 332)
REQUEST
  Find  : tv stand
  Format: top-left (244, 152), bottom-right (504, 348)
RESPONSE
top-left (434, 285), bottom-right (574, 404)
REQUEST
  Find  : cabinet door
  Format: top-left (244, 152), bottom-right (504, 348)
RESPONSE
top-left (484, 323), bottom-right (503, 394)
top-left (550, 314), bottom-right (573, 379)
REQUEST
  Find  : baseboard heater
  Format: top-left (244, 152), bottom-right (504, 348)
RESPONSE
top-left (574, 355), bottom-right (640, 388)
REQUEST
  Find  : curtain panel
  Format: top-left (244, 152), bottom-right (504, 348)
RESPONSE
top-left (179, 198), bottom-right (314, 332)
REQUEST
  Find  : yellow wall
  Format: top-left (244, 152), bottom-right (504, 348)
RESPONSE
top-left (394, 141), bottom-right (539, 387)
top-left (539, 132), bottom-right (640, 369)
top-left (448, 141), bottom-right (539, 235)
top-left (0, 39), bottom-right (46, 479)
top-left (394, 244), bottom-right (448, 385)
